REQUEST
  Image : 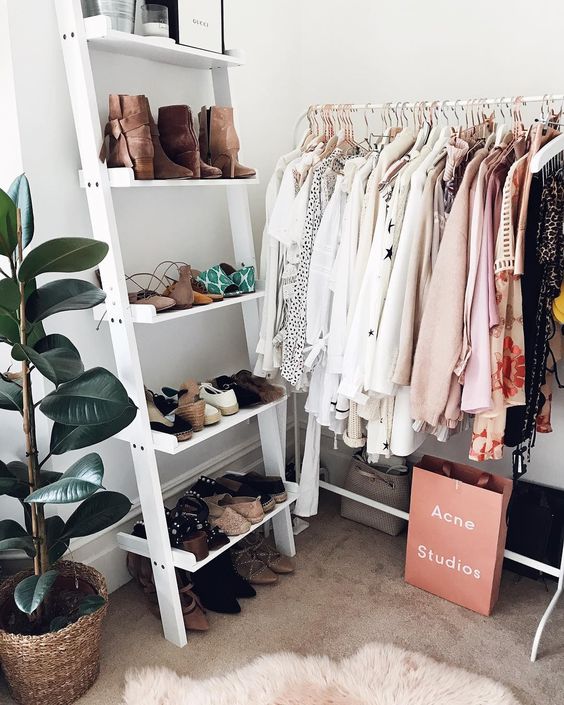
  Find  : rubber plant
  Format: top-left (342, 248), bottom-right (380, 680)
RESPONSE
top-left (0, 174), bottom-right (136, 632)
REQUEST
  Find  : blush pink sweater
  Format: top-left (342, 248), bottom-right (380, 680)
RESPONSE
top-left (410, 148), bottom-right (488, 428)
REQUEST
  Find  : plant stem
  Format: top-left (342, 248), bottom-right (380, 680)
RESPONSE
top-left (17, 209), bottom-right (46, 576)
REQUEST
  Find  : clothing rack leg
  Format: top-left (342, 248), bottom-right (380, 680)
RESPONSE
top-left (530, 541), bottom-right (564, 661)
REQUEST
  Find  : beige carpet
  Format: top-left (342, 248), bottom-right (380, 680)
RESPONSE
top-left (2, 493), bottom-right (563, 704)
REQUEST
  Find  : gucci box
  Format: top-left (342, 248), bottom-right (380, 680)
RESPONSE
top-left (163, 0), bottom-right (224, 54)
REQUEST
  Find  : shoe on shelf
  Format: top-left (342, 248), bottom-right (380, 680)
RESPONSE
top-left (204, 403), bottom-right (221, 426)
top-left (158, 104), bottom-right (222, 179)
top-left (176, 379), bottom-right (206, 431)
top-left (167, 512), bottom-right (209, 561)
top-left (190, 269), bottom-right (223, 301)
top-left (145, 97), bottom-right (193, 179)
top-left (231, 543), bottom-right (279, 585)
top-left (199, 105), bottom-right (256, 179)
top-left (210, 375), bottom-right (262, 408)
top-left (218, 475), bottom-right (275, 513)
top-left (190, 562), bottom-right (241, 614)
top-left (145, 388), bottom-right (193, 441)
top-left (199, 381), bottom-right (239, 416)
top-left (162, 264), bottom-right (194, 310)
top-left (232, 370), bottom-right (285, 403)
top-left (225, 470), bottom-right (287, 503)
top-left (196, 265), bottom-right (241, 298)
top-left (102, 94), bottom-right (154, 180)
top-left (213, 493), bottom-right (264, 525)
top-left (204, 496), bottom-right (251, 536)
top-left (240, 533), bottom-right (295, 574)
top-left (219, 263), bottom-right (256, 294)
top-left (193, 474), bottom-right (275, 514)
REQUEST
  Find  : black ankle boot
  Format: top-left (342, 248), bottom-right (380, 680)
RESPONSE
top-left (191, 556), bottom-right (241, 614)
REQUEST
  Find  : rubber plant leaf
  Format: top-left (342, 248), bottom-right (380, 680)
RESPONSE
top-left (18, 238), bottom-right (108, 282)
top-left (0, 376), bottom-right (23, 412)
top-left (7, 174), bottom-right (34, 249)
top-left (46, 516), bottom-right (69, 564)
top-left (49, 400), bottom-right (137, 455)
top-left (26, 279), bottom-right (106, 323)
top-left (26, 453), bottom-right (104, 504)
top-left (78, 595), bottom-right (106, 616)
top-left (40, 367), bottom-right (136, 426)
top-left (61, 490), bottom-right (132, 540)
top-left (0, 519), bottom-right (35, 557)
top-left (0, 277), bottom-right (20, 316)
top-left (12, 343), bottom-right (84, 386)
top-left (0, 188), bottom-right (18, 258)
top-left (14, 570), bottom-right (58, 614)
top-left (0, 315), bottom-right (20, 344)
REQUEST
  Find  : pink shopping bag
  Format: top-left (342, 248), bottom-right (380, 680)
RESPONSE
top-left (405, 455), bottom-right (512, 615)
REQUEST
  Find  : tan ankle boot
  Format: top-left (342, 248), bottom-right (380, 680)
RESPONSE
top-left (203, 106), bottom-right (256, 179)
top-left (104, 94), bottom-right (154, 180)
top-left (145, 98), bottom-right (193, 179)
top-left (158, 105), bottom-right (221, 179)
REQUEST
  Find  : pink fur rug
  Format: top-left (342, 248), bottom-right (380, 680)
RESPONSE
top-left (122, 641), bottom-right (520, 705)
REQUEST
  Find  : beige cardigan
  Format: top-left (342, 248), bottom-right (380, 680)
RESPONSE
top-left (410, 148), bottom-right (488, 428)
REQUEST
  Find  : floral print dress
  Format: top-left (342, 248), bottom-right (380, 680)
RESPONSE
top-left (470, 155), bottom-right (526, 461)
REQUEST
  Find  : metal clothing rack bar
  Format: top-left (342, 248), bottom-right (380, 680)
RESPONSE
top-left (291, 93), bottom-right (564, 661)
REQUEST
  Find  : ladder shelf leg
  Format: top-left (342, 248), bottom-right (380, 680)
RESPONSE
top-left (55, 0), bottom-right (187, 646)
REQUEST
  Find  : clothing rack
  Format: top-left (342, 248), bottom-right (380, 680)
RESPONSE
top-left (291, 95), bottom-right (564, 662)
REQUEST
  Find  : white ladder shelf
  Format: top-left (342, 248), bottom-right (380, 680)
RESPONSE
top-left (55, 0), bottom-right (297, 648)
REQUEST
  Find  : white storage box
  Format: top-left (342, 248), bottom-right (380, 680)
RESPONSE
top-left (167, 0), bottom-right (224, 53)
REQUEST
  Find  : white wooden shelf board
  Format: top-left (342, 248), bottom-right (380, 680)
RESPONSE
top-left (84, 15), bottom-right (244, 69)
top-left (93, 283), bottom-right (265, 324)
top-left (116, 485), bottom-right (298, 573)
top-left (79, 167), bottom-right (259, 188)
top-left (152, 397), bottom-right (288, 454)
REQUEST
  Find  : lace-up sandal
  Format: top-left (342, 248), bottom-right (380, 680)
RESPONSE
top-left (145, 388), bottom-right (193, 441)
top-left (204, 496), bottom-right (251, 536)
top-left (226, 471), bottom-right (287, 504)
top-left (176, 379), bottom-right (206, 431)
top-left (219, 263), bottom-right (256, 294)
top-left (214, 493), bottom-right (264, 524)
top-left (241, 534), bottom-right (295, 574)
top-left (231, 542), bottom-right (278, 585)
top-left (199, 381), bottom-right (239, 416)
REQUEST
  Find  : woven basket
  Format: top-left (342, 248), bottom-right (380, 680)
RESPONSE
top-left (0, 561), bottom-right (108, 705)
top-left (176, 398), bottom-right (206, 431)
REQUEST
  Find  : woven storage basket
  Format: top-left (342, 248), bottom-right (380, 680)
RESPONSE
top-left (176, 398), bottom-right (206, 431)
top-left (341, 453), bottom-right (411, 536)
top-left (0, 561), bottom-right (108, 705)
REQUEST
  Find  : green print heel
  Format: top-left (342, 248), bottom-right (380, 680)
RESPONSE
top-left (219, 263), bottom-right (256, 294)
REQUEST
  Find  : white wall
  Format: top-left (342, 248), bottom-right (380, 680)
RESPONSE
top-left (3, 0), bottom-right (564, 586)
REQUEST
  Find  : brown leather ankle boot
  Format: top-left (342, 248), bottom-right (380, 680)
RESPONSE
top-left (145, 98), bottom-right (192, 179)
top-left (104, 94), bottom-right (154, 180)
top-left (158, 105), bottom-right (222, 179)
top-left (203, 106), bottom-right (256, 179)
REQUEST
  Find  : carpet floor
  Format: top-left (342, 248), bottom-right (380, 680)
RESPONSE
top-left (2, 492), bottom-right (563, 704)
